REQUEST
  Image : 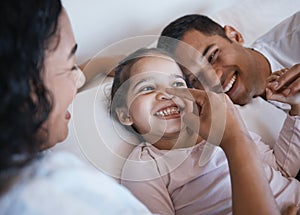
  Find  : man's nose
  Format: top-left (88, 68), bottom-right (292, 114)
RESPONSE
top-left (213, 67), bottom-right (223, 80)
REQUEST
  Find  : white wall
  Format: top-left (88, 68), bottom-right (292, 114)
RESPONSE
top-left (62, 0), bottom-right (300, 64)
top-left (62, 0), bottom-right (244, 64)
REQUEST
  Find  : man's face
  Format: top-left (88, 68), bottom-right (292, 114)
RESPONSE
top-left (174, 29), bottom-right (264, 105)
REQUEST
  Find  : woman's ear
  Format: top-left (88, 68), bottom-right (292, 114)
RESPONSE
top-left (224, 25), bottom-right (244, 44)
top-left (116, 107), bottom-right (133, 126)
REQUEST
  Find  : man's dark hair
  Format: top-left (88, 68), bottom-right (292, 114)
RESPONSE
top-left (158, 14), bottom-right (228, 52)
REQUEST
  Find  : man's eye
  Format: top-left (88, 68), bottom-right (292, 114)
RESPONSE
top-left (207, 49), bottom-right (218, 64)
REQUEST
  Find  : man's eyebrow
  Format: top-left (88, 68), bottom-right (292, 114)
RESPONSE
top-left (68, 43), bottom-right (78, 59)
top-left (202, 44), bottom-right (215, 57)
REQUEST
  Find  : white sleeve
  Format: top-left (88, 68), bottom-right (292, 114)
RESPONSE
top-left (252, 114), bottom-right (300, 178)
top-left (2, 152), bottom-right (153, 215)
top-left (274, 115), bottom-right (300, 177)
top-left (252, 11), bottom-right (300, 71)
top-left (250, 131), bottom-right (278, 171)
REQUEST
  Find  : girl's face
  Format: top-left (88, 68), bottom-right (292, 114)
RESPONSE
top-left (116, 55), bottom-right (193, 144)
top-left (41, 9), bottom-right (85, 149)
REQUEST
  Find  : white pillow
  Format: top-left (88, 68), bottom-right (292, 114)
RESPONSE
top-left (54, 1), bottom-right (300, 180)
top-left (53, 75), bottom-right (139, 180)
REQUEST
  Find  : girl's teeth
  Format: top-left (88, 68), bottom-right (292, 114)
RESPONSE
top-left (224, 74), bottom-right (236, 93)
top-left (155, 107), bottom-right (180, 117)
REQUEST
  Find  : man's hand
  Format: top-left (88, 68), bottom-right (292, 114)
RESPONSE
top-left (166, 88), bottom-right (250, 147)
top-left (283, 205), bottom-right (300, 215)
top-left (266, 64), bottom-right (300, 116)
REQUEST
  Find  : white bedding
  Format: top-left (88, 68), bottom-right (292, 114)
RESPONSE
top-left (53, 0), bottom-right (300, 179)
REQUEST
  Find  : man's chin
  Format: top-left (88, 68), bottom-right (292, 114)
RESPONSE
top-left (230, 95), bottom-right (252, 106)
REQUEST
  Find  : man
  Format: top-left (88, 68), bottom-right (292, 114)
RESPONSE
top-left (158, 13), bottom-right (300, 106)
top-left (157, 12), bottom-right (300, 179)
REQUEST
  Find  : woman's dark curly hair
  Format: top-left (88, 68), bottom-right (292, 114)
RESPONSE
top-left (0, 0), bottom-right (62, 171)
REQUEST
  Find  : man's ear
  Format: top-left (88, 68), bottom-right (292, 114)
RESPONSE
top-left (224, 25), bottom-right (244, 44)
top-left (116, 107), bottom-right (133, 126)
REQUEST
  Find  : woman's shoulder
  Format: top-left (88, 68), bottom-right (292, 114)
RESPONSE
top-left (21, 151), bottom-right (121, 190)
top-left (1, 151), bottom-right (151, 214)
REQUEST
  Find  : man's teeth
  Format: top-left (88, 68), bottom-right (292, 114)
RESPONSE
top-left (223, 74), bottom-right (236, 93)
top-left (155, 107), bottom-right (180, 117)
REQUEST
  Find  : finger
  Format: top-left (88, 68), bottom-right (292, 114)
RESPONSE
top-left (166, 88), bottom-right (207, 105)
top-left (266, 88), bottom-right (300, 104)
top-left (185, 58), bottom-right (223, 93)
top-left (267, 91), bottom-right (289, 103)
top-left (182, 112), bottom-right (201, 135)
top-left (267, 69), bottom-right (285, 81)
top-left (275, 66), bottom-right (300, 90)
top-left (282, 205), bottom-right (299, 215)
top-left (267, 79), bottom-right (279, 91)
top-left (183, 103), bottom-right (226, 147)
top-left (266, 68), bottom-right (288, 87)
top-left (266, 87), bottom-right (292, 103)
top-left (167, 89), bottom-right (209, 118)
top-left (166, 88), bottom-right (194, 100)
top-left (265, 88), bottom-right (274, 100)
top-left (282, 77), bottom-right (300, 96)
top-left (266, 74), bottom-right (279, 83)
top-left (184, 69), bottom-right (204, 89)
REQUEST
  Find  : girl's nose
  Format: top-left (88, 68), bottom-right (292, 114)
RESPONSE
top-left (156, 91), bottom-right (174, 100)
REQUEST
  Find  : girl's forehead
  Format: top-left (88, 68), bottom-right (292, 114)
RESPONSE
top-left (130, 56), bottom-right (183, 77)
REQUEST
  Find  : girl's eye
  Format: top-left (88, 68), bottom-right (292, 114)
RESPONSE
top-left (140, 86), bottom-right (154, 92)
top-left (173, 81), bottom-right (186, 88)
top-left (207, 49), bottom-right (219, 64)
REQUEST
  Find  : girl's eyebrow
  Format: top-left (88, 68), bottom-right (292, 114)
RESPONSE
top-left (132, 77), bottom-right (154, 90)
top-left (173, 74), bottom-right (185, 80)
top-left (132, 74), bottom-right (185, 90)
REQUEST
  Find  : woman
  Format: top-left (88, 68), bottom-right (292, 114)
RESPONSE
top-left (0, 1), bottom-right (152, 214)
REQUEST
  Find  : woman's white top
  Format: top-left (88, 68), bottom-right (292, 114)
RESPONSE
top-left (0, 151), bottom-right (152, 215)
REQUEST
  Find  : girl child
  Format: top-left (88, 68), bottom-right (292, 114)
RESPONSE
top-left (110, 47), bottom-right (300, 215)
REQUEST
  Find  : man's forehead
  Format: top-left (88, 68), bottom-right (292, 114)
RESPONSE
top-left (181, 30), bottom-right (208, 45)
top-left (174, 40), bottom-right (204, 67)
top-left (177, 29), bottom-right (222, 53)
